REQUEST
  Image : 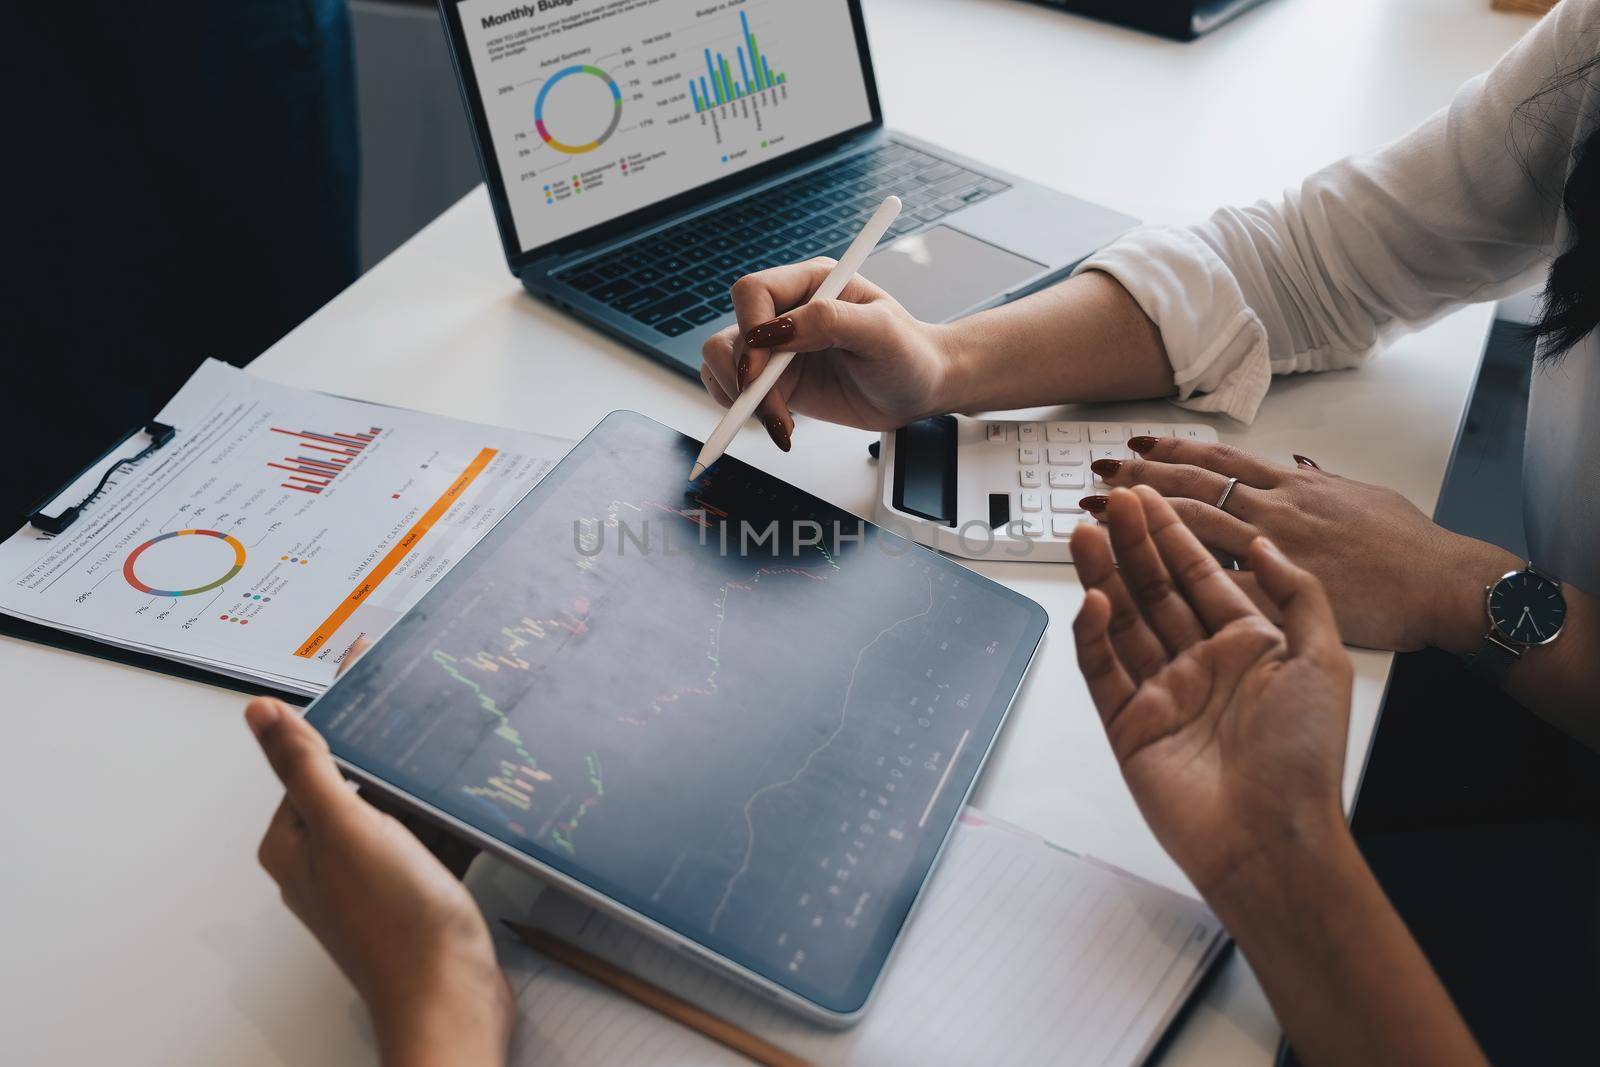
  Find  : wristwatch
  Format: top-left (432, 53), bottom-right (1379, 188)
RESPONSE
top-left (1467, 563), bottom-right (1567, 683)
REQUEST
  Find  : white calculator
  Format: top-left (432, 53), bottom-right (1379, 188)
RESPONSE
top-left (873, 414), bottom-right (1219, 563)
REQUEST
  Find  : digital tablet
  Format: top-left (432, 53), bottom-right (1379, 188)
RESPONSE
top-left (305, 411), bottom-right (1047, 1023)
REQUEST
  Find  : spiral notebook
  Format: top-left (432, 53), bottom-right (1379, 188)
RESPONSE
top-left (469, 808), bottom-right (1226, 1066)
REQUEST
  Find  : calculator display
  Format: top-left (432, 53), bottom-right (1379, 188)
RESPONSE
top-left (892, 415), bottom-right (957, 526)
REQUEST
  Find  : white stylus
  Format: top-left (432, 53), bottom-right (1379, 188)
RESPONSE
top-left (688, 195), bottom-right (902, 481)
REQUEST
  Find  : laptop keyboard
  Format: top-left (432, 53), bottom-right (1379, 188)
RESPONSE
top-left (550, 143), bottom-right (1009, 337)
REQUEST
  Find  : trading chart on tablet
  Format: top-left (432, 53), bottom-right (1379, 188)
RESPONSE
top-left (311, 413), bottom-right (1041, 1006)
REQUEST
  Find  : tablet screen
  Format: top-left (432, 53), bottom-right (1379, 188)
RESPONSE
top-left (306, 411), bottom-right (1045, 1015)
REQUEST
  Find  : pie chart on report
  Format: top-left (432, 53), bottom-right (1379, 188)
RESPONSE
top-left (534, 65), bottom-right (623, 154)
top-left (123, 529), bottom-right (246, 597)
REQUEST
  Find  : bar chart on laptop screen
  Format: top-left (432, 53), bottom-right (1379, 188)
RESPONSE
top-left (458, 0), bottom-right (872, 250)
top-left (689, 10), bottom-right (787, 114)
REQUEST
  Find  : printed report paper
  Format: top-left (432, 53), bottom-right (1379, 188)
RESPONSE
top-left (0, 360), bottom-right (568, 694)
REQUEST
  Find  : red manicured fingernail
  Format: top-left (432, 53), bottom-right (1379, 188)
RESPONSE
top-left (745, 316), bottom-right (796, 349)
top-left (1293, 454), bottom-right (1321, 471)
top-left (767, 416), bottom-right (791, 452)
top-left (737, 353), bottom-right (750, 388)
top-left (1091, 458), bottom-right (1121, 478)
top-left (1079, 495), bottom-right (1108, 513)
top-left (1127, 436), bottom-right (1158, 454)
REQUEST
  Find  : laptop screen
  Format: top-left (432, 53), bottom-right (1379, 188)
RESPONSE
top-left (453, 0), bottom-right (875, 255)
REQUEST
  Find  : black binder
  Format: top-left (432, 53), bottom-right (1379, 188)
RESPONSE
top-left (1030, 0), bottom-right (1273, 41)
top-left (0, 613), bottom-right (307, 703)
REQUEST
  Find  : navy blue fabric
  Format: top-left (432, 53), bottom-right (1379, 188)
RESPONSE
top-left (1, 2), bottom-right (359, 524)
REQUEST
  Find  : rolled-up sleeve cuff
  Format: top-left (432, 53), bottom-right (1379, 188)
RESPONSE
top-left (1072, 224), bottom-right (1272, 424)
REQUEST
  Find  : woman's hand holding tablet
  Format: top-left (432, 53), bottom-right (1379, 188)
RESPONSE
top-left (245, 697), bottom-right (513, 1067)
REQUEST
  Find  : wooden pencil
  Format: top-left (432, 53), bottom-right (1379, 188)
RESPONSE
top-left (503, 920), bottom-right (814, 1067)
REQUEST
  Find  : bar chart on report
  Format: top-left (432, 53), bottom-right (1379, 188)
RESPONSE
top-left (268, 425), bottom-right (380, 494)
top-left (0, 361), bottom-right (562, 692)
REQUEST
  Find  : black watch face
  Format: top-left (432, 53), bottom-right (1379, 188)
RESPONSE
top-left (1488, 571), bottom-right (1566, 646)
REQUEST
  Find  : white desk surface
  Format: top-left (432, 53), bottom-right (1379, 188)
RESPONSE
top-left (0, 1), bottom-right (1534, 1063)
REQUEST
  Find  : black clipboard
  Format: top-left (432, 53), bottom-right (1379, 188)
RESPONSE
top-left (2, 418), bottom-right (309, 704)
top-left (0, 612), bottom-right (308, 705)
top-left (26, 420), bottom-right (176, 534)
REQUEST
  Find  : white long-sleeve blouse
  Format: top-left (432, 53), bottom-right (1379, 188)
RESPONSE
top-left (1076, 0), bottom-right (1600, 593)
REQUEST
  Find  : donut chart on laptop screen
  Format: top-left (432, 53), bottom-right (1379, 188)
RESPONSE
top-left (534, 65), bottom-right (623, 154)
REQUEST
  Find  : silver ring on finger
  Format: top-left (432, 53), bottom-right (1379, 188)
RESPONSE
top-left (1214, 476), bottom-right (1240, 514)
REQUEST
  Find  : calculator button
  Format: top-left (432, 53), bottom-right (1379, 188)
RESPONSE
top-left (1047, 444), bottom-right (1085, 466)
top-left (1019, 491), bottom-right (1043, 512)
top-left (1018, 446), bottom-right (1041, 464)
top-left (1047, 422), bottom-right (1083, 443)
top-left (1173, 424), bottom-right (1210, 441)
top-left (986, 423), bottom-right (1008, 442)
top-left (1129, 423), bottom-right (1170, 439)
top-left (1016, 423), bottom-right (1041, 443)
top-left (1088, 423), bottom-right (1125, 444)
top-left (1091, 447), bottom-right (1126, 487)
top-left (1049, 468), bottom-right (1086, 489)
top-left (1051, 515), bottom-right (1079, 537)
top-left (1019, 467), bottom-right (1042, 488)
top-left (1022, 515), bottom-right (1046, 537)
top-left (1049, 491), bottom-right (1082, 513)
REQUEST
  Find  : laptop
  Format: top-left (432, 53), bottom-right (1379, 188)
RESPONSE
top-left (437, 0), bottom-right (1138, 375)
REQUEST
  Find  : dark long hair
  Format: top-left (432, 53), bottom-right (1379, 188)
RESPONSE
top-left (1521, 54), bottom-right (1600, 362)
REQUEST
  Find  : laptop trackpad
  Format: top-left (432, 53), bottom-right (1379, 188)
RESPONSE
top-left (860, 226), bottom-right (1045, 323)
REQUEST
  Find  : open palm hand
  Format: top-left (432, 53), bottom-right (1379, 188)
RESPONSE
top-left (1070, 488), bottom-right (1353, 898)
